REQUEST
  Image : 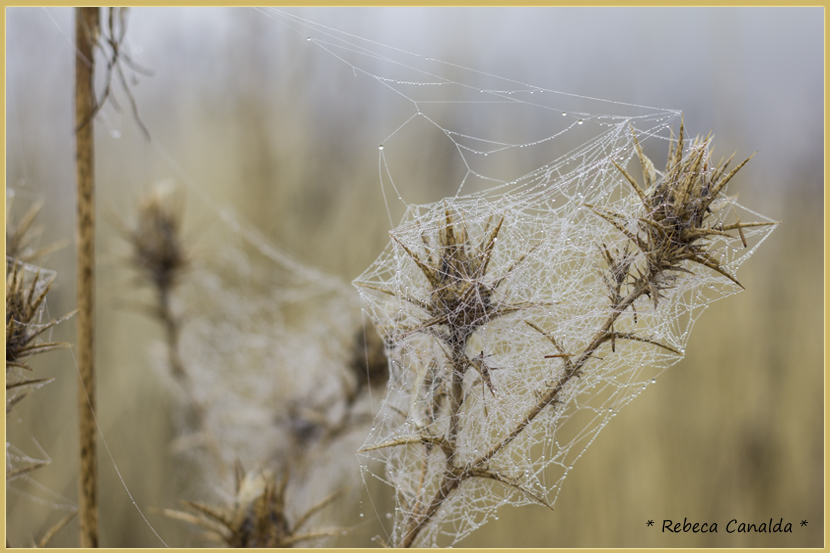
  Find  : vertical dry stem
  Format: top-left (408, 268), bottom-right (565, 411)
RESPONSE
top-left (75, 6), bottom-right (99, 548)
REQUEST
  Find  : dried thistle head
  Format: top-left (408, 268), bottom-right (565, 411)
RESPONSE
top-left (6, 260), bottom-right (72, 375)
top-left (225, 467), bottom-right (291, 548)
top-left (387, 203), bottom-right (530, 345)
top-left (6, 260), bottom-right (73, 422)
top-left (127, 184), bottom-right (188, 294)
top-left (165, 464), bottom-right (344, 547)
top-left (596, 122), bottom-right (775, 304)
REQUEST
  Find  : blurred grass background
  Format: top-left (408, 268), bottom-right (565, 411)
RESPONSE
top-left (5, 7), bottom-right (822, 547)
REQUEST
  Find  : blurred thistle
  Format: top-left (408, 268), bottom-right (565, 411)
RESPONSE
top-left (128, 184), bottom-right (188, 295)
top-left (6, 196), bottom-right (66, 264)
top-left (161, 463), bottom-right (345, 547)
top-left (279, 323), bottom-right (389, 452)
top-left (118, 184), bottom-right (229, 465)
top-left (121, 184), bottom-right (189, 380)
top-left (283, 327), bottom-right (389, 451)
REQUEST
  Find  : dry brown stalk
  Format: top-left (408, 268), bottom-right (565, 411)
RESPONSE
top-left (75, 6), bottom-right (100, 547)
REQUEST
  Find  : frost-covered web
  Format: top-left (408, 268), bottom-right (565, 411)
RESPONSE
top-left (257, 8), bottom-right (777, 547)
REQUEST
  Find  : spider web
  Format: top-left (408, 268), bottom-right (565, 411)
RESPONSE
top-left (256, 8), bottom-right (777, 547)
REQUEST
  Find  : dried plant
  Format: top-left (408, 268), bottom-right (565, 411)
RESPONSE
top-left (75, 7), bottom-right (152, 139)
top-left (6, 189), bottom-right (76, 549)
top-left (6, 197), bottom-right (71, 413)
top-left (74, 8), bottom-right (102, 545)
top-left (122, 184), bottom-right (190, 381)
top-left (5, 198), bottom-right (65, 264)
top-left (358, 206), bottom-right (544, 546)
top-left (116, 187), bottom-right (375, 546)
top-left (118, 184), bottom-right (236, 475)
top-left (6, 260), bottom-right (74, 415)
top-left (32, 511), bottom-right (79, 548)
top-left (281, 324), bottom-right (389, 462)
top-left (6, 255), bottom-right (76, 546)
top-left (590, 123), bottom-right (772, 302)
top-left (161, 464), bottom-right (345, 547)
top-left (356, 122), bottom-right (777, 547)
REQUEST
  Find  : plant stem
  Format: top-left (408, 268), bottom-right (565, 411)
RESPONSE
top-left (446, 341), bottom-right (466, 450)
top-left (399, 335), bottom-right (467, 547)
top-left (400, 472), bottom-right (461, 548)
top-left (157, 286), bottom-right (186, 381)
top-left (75, 7), bottom-right (99, 547)
top-left (474, 284), bottom-right (644, 467)
top-left (401, 284), bottom-right (647, 547)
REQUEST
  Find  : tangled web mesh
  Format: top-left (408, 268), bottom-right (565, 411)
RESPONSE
top-left (355, 129), bottom-right (775, 546)
top-left (259, 10), bottom-right (783, 545)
